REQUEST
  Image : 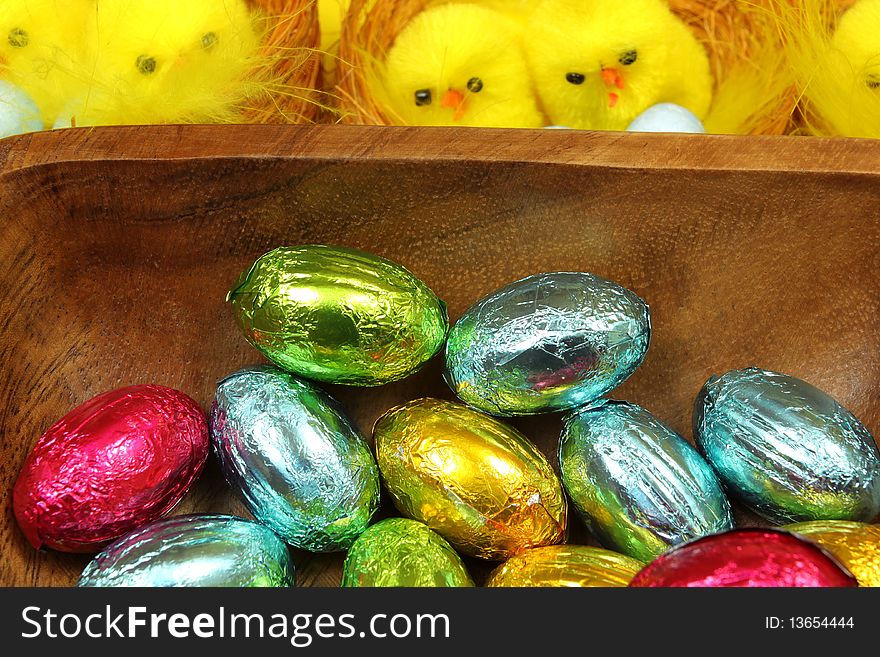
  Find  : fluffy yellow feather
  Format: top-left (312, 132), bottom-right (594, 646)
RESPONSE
top-left (702, 2), bottom-right (795, 136)
top-left (319, 0), bottom-right (349, 53)
top-left (377, 3), bottom-right (544, 128)
top-left (524, 0), bottom-right (712, 131)
top-left (0, 0), bottom-right (89, 124)
top-left (774, 0), bottom-right (880, 138)
top-left (61, 0), bottom-right (262, 127)
top-left (319, 0), bottom-right (349, 82)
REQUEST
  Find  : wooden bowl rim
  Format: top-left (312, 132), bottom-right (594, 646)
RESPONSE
top-left (2, 126), bottom-right (880, 180)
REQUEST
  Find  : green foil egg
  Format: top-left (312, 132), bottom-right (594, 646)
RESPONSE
top-left (341, 518), bottom-right (474, 587)
top-left (228, 245), bottom-right (449, 386)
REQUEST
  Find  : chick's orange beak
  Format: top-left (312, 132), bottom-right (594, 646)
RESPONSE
top-left (441, 88), bottom-right (467, 121)
top-left (601, 67), bottom-right (624, 108)
top-left (602, 67), bottom-right (625, 90)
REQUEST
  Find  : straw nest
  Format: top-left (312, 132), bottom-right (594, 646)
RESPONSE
top-left (245, 0), bottom-right (323, 123)
top-left (332, 0), bottom-right (856, 134)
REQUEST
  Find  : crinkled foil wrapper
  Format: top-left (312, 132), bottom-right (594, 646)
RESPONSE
top-left (695, 368), bottom-right (880, 524)
top-left (629, 529), bottom-right (858, 587)
top-left (787, 521), bottom-right (880, 587)
top-left (444, 272), bottom-right (650, 416)
top-left (77, 515), bottom-right (294, 587)
top-left (559, 400), bottom-right (733, 562)
top-left (486, 545), bottom-right (644, 587)
top-left (210, 366), bottom-right (380, 552)
top-left (228, 245), bottom-right (449, 386)
top-left (342, 518), bottom-right (474, 587)
top-left (13, 385), bottom-right (209, 553)
top-left (374, 398), bottom-right (567, 560)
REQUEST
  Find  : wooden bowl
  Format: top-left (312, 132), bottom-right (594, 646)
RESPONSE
top-left (1, 125), bottom-right (878, 587)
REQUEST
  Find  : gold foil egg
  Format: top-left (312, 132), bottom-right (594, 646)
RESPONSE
top-left (374, 398), bottom-right (567, 560)
top-left (486, 545), bottom-right (644, 587)
top-left (786, 521), bottom-right (880, 587)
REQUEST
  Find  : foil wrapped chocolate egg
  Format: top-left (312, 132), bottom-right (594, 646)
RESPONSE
top-left (559, 401), bottom-right (733, 562)
top-left (77, 515), bottom-right (294, 587)
top-left (13, 385), bottom-right (209, 553)
top-left (486, 545), bottom-right (644, 587)
top-left (210, 366), bottom-right (380, 552)
top-left (444, 272), bottom-right (650, 416)
top-left (786, 521), bottom-right (880, 587)
top-left (629, 529), bottom-right (858, 587)
top-left (341, 518), bottom-right (474, 587)
top-left (228, 245), bottom-right (448, 386)
top-left (374, 398), bottom-right (567, 559)
top-left (695, 368), bottom-right (880, 524)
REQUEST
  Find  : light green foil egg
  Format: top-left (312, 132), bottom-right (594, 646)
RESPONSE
top-left (341, 518), bottom-right (474, 587)
top-left (228, 245), bottom-right (448, 386)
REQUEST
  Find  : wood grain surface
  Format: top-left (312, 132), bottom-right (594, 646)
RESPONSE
top-left (1, 125), bottom-right (878, 587)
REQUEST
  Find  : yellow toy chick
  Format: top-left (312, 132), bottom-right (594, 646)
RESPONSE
top-left (810, 0), bottom-right (880, 137)
top-left (0, 0), bottom-right (89, 125)
top-left (379, 3), bottom-right (544, 128)
top-left (833, 0), bottom-right (880, 100)
top-left (61, 0), bottom-right (261, 127)
top-left (769, 0), bottom-right (880, 138)
top-left (524, 0), bottom-right (712, 131)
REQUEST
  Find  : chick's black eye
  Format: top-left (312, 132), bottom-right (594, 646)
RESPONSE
top-left (867, 75), bottom-right (880, 90)
top-left (566, 72), bottom-right (585, 85)
top-left (467, 77), bottom-right (483, 93)
top-left (619, 50), bottom-right (638, 66)
top-left (202, 32), bottom-right (218, 50)
top-left (8, 28), bottom-right (29, 48)
top-left (415, 89), bottom-right (432, 106)
top-left (137, 55), bottom-right (157, 75)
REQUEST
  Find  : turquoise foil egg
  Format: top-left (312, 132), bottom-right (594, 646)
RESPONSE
top-left (444, 273), bottom-right (651, 416)
top-left (77, 515), bottom-right (294, 587)
top-left (559, 401), bottom-right (733, 562)
top-left (210, 366), bottom-right (380, 552)
top-left (695, 368), bottom-right (880, 524)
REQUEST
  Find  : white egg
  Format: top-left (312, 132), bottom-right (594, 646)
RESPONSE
top-left (627, 103), bottom-right (705, 134)
top-left (0, 80), bottom-right (44, 138)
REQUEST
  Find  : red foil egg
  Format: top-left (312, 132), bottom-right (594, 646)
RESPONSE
top-left (629, 529), bottom-right (858, 587)
top-left (13, 385), bottom-right (209, 553)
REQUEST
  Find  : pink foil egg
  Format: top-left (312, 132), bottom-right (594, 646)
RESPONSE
top-left (629, 529), bottom-right (858, 587)
top-left (13, 385), bottom-right (209, 553)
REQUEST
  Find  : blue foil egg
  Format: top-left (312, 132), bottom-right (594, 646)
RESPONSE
top-left (77, 515), bottom-right (294, 587)
top-left (695, 368), bottom-right (880, 524)
top-left (559, 401), bottom-right (733, 562)
top-left (444, 273), bottom-right (651, 416)
top-left (210, 366), bottom-right (380, 552)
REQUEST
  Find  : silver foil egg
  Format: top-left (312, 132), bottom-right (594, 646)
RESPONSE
top-left (444, 272), bottom-right (650, 416)
top-left (77, 515), bottom-right (294, 587)
top-left (694, 368), bottom-right (880, 524)
top-left (210, 366), bottom-right (380, 552)
top-left (560, 400), bottom-right (733, 562)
